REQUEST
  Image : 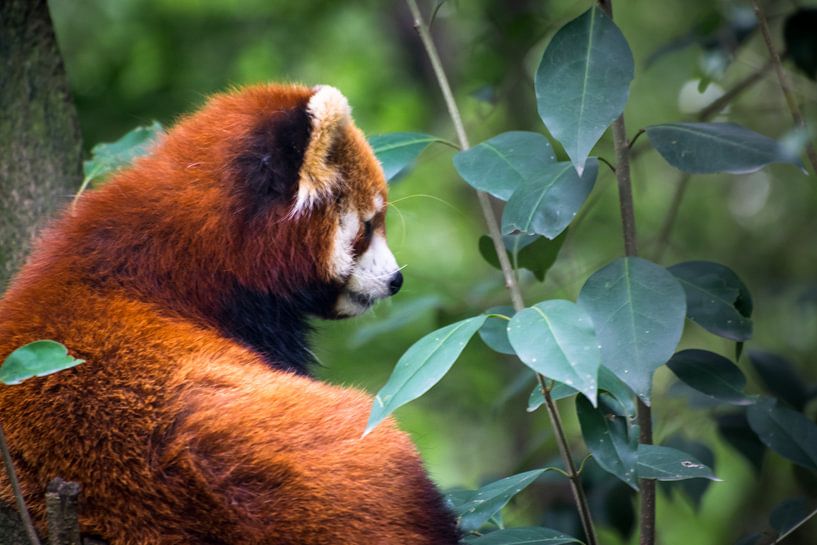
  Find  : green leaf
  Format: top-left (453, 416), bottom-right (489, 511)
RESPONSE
top-left (577, 395), bottom-right (639, 490)
top-left (770, 497), bottom-right (810, 535)
top-left (669, 261), bottom-right (753, 342)
top-left (365, 316), bottom-right (487, 435)
top-left (454, 469), bottom-right (545, 532)
top-left (646, 123), bottom-right (804, 174)
top-left (479, 231), bottom-right (567, 282)
top-left (636, 444), bottom-right (720, 481)
top-left (667, 349), bottom-right (752, 405)
top-left (507, 300), bottom-right (600, 405)
top-left (578, 257), bottom-right (687, 404)
top-left (368, 132), bottom-right (446, 181)
top-left (480, 306), bottom-right (516, 355)
top-left (464, 527), bottom-right (582, 545)
top-left (747, 397), bottom-right (817, 471)
top-left (536, 6), bottom-right (634, 174)
top-left (502, 160), bottom-right (597, 239)
top-left (527, 381), bottom-right (578, 412)
top-left (454, 131), bottom-right (557, 201)
top-left (748, 351), bottom-right (811, 411)
top-left (0, 341), bottom-right (84, 385)
top-left (660, 436), bottom-right (716, 510)
top-left (82, 121), bottom-right (163, 185)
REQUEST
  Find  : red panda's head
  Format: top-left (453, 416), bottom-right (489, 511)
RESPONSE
top-left (60, 84), bottom-right (401, 328)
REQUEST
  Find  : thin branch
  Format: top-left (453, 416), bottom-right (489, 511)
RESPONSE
top-left (751, 0), bottom-right (817, 174)
top-left (404, 2), bottom-right (598, 544)
top-left (628, 128), bottom-right (645, 149)
top-left (598, 156), bottom-right (617, 174)
top-left (652, 173), bottom-right (690, 262)
top-left (773, 505), bottom-right (817, 544)
top-left (0, 423), bottom-right (42, 545)
top-left (697, 59), bottom-right (775, 121)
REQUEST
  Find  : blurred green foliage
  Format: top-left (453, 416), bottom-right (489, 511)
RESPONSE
top-left (49, 0), bottom-right (817, 542)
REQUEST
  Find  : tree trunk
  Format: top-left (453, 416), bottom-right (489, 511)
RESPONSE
top-left (0, 0), bottom-right (83, 290)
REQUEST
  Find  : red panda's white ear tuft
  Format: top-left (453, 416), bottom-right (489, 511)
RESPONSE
top-left (292, 85), bottom-right (352, 215)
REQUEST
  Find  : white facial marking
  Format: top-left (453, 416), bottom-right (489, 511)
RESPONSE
top-left (330, 209), bottom-right (359, 278)
top-left (334, 233), bottom-right (400, 317)
top-left (374, 194), bottom-right (384, 212)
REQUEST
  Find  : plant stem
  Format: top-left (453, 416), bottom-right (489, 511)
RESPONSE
top-left (0, 422), bottom-right (42, 545)
top-left (696, 59), bottom-right (774, 121)
top-left (751, 0), bottom-right (817, 174)
top-left (404, 2), bottom-right (597, 544)
top-left (772, 505), bottom-right (817, 544)
top-left (597, 1), bottom-right (654, 543)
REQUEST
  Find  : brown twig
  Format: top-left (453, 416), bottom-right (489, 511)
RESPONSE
top-left (696, 59), bottom-right (775, 121)
top-left (751, 0), bottom-right (817, 174)
top-left (0, 423), bottom-right (42, 545)
top-left (404, 1), bottom-right (598, 544)
top-left (596, 1), bottom-right (654, 544)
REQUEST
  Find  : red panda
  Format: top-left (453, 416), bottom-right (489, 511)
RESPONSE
top-left (0, 84), bottom-right (460, 545)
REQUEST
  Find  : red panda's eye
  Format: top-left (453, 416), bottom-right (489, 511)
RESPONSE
top-left (363, 220), bottom-right (373, 240)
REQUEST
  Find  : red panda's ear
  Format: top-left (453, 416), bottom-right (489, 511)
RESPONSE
top-left (291, 85), bottom-right (351, 215)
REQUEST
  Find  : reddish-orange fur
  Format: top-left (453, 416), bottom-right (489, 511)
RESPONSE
top-left (0, 84), bottom-right (458, 544)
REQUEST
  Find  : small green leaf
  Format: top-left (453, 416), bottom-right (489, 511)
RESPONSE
top-left (507, 300), bottom-right (600, 405)
top-left (82, 121), bottom-right (163, 185)
top-left (455, 469), bottom-right (545, 532)
top-left (577, 395), bottom-right (639, 490)
top-left (748, 351), bottom-right (811, 411)
top-left (464, 527), bottom-right (582, 545)
top-left (365, 316), bottom-right (487, 435)
top-left (368, 132), bottom-right (446, 181)
top-left (660, 436), bottom-right (716, 510)
top-left (667, 349), bottom-right (752, 405)
top-left (669, 261), bottom-right (752, 342)
top-left (527, 381), bottom-right (577, 412)
top-left (747, 397), bottom-right (817, 471)
top-left (454, 131), bottom-right (557, 201)
top-left (478, 232), bottom-right (566, 282)
top-left (0, 341), bottom-right (84, 385)
top-left (637, 444), bottom-right (719, 481)
top-left (646, 123), bottom-right (804, 174)
top-left (536, 6), bottom-right (634, 174)
top-left (578, 257), bottom-right (687, 404)
top-left (480, 306), bottom-right (516, 355)
top-left (502, 160), bottom-right (597, 239)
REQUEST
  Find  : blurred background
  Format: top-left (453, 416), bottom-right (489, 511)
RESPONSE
top-left (47, 0), bottom-right (817, 543)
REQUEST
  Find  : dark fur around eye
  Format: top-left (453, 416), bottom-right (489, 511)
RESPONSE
top-left (363, 219), bottom-right (373, 240)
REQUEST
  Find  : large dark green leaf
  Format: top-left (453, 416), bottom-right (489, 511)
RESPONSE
top-left (667, 349), bottom-right (752, 405)
top-left (748, 351), bottom-right (811, 411)
top-left (646, 123), bottom-right (804, 174)
top-left (501, 160), bottom-right (597, 239)
top-left (536, 6), bottom-right (634, 174)
top-left (508, 300), bottom-right (601, 404)
top-left (479, 231), bottom-right (567, 282)
top-left (82, 121), bottom-right (163, 186)
top-left (784, 9), bottom-right (817, 80)
top-left (578, 257), bottom-right (687, 404)
top-left (636, 444), bottom-right (719, 481)
top-left (454, 470), bottom-right (545, 532)
top-left (464, 527), bottom-right (582, 545)
top-left (0, 341), bottom-right (85, 385)
top-left (669, 261), bottom-right (752, 342)
top-left (770, 497), bottom-right (810, 536)
top-left (454, 131), bottom-right (556, 201)
top-left (365, 316), bottom-right (486, 435)
top-left (747, 397), bottom-right (817, 471)
top-left (577, 395), bottom-right (639, 490)
top-left (368, 132), bottom-right (446, 181)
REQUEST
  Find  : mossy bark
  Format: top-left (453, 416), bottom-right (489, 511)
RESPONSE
top-left (0, 0), bottom-right (82, 290)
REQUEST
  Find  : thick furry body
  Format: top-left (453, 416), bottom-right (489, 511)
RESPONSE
top-left (0, 84), bottom-right (458, 544)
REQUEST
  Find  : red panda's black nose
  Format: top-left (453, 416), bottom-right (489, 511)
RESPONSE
top-left (388, 271), bottom-right (403, 295)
